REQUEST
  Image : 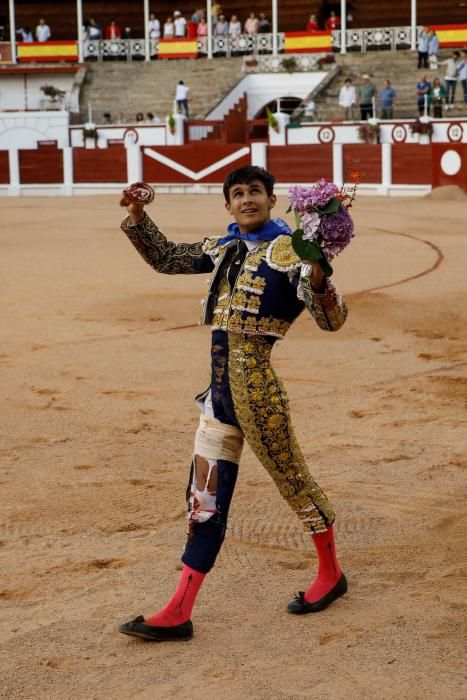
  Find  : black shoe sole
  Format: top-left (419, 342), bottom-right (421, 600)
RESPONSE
top-left (287, 573), bottom-right (348, 615)
top-left (118, 617), bottom-right (193, 641)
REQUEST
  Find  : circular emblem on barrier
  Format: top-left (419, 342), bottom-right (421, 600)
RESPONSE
top-left (447, 122), bottom-right (463, 143)
top-left (440, 149), bottom-right (461, 176)
top-left (318, 126), bottom-right (335, 144)
top-left (123, 127), bottom-right (139, 145)
top-left (391, 124), bottom-right (407, 143)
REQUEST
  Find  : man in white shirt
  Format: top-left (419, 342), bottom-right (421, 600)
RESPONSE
top-left (175, 80), bottom-right (190, 117)
top-left (148, 13), bottom-right (161, 39)
top-left (338, 78), bottom-right (357, 120)
top-left (173, 11), bottom-right (187, 38)
top-left (36, 18), bottom-right (51, 42)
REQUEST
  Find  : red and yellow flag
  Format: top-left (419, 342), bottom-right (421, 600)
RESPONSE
top-left (158, 39), bottom-right (198, 59)
top-left (428, 24), bottom-right (467, 48)
top-left (284, 31), bottom-right (333, 54)
top-left (17, 41), bottom-right (78, 63)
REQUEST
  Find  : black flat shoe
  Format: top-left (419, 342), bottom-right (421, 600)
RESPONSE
top-left (287, 573), bottom-right (348, 614)
top-left (118, 615), bottom-right (193, 641)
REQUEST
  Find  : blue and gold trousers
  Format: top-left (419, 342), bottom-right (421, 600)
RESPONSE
top-left (182, 330), bottom-right (335, 574)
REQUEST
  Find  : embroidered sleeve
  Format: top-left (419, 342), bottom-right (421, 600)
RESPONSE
top-left (121, 213), bottom-right (214, 275)
top-left (296, 267), bottom-right (348, 332)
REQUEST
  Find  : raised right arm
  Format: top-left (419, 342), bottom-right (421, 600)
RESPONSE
top-left (121, 213), bottom-right (214, 275)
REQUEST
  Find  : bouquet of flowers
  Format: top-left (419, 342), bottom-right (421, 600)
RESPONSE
top-left (287, 177), bottom-right (357, 277)
top-left (410, 118), bottom-right (433, 136)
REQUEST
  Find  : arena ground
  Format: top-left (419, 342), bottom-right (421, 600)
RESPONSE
top-left (1, 191), bottom-right (466, 699)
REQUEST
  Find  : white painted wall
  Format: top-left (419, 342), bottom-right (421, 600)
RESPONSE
top-left (0, 111), bottom-right (69, 148)
top-left (69, 125), bottom-right (166, 148)
top-left (207, 73), bottom-right (326, 120)
top-left (0, 74), bottom-right (76, 111)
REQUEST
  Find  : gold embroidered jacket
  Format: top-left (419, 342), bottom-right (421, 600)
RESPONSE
top-left (121, 214), bottom-right (348, 339)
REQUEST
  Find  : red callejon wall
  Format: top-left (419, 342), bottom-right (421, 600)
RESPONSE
top-left (267, 145), bottom-right (333, 182)
top-left (0, 151), bottom-right (9, 184)
top-left (392, 145), bottom-right (432, 185)
top-left (343, 144), bottom-right (382, 184)
top-left (143, 144), bottom-right (250, 184)
top-left (73, 145), bottom-right (127, 183)
top-left (432, 144), bottom-right (467, 191)
top-left (19, 148), bottom-right (63, 184)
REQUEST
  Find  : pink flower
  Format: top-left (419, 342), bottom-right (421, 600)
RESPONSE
top-left (301, 212), bottom-right (321, 241)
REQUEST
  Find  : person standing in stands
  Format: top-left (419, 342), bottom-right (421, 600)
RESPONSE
top-left (325, 11), bottom-right (340, 31)
top-left (35, 18), bottom-right (51, 42)
top-left (175, 80), bottom-right (190, 118)
top-left (417, 28), bottom-right (429, 69)
top-left (416, 75), bottom-right (431, 116)
top-left (359, 74), bottom-right (376, 120)
top-left (379, 80), bottom-right (397, 119)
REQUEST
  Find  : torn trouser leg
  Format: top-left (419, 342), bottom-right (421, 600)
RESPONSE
top-left (227, 332), bottom-right (336, 534)
top-left (181, 414), bottom-right (243, 574)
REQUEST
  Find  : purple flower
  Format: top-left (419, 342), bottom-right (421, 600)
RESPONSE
top-left (288, 179), bottom-right (339, 213)
top-left (308, 178), bottom-right (339, 208)
top-left (301, 211), bottom-right (321, 241)
top-left (316, 206), bottom-right (355, 259)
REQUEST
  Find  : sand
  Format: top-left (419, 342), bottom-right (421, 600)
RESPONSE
top-left (1, 193), bottom-right (466, 700)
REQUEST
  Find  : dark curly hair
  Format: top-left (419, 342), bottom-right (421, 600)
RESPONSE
top-left (223, 166), bottom-right (275, 202)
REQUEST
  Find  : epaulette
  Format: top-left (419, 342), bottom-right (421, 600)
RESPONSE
top-left (266, 235), bottom-right (301, 272)
top-left (202, 236), bottom-right (224, 256)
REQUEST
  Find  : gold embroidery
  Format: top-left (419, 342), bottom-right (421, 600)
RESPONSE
top-left (228, 333), bottom-right (335, 533)
top-left (267, 235), bottom-right (301, 271)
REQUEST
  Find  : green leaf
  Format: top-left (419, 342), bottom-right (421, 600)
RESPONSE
top-left (294, 210), bottom-right (301, 229)
top-left (285, 204), bottom-right (292, 214)
top-left (291, 230), bottom-right (334, 277)
top-left (316, 197), bottom-right (340, 214)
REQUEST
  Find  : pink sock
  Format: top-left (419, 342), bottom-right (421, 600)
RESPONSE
top-left (145, 565), bottom-right (206, 627)
top-left (304, 525), bottom-right (343, 604)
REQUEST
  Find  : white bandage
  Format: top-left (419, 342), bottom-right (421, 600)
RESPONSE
top-left (194, 413), bottom-right (244, 463)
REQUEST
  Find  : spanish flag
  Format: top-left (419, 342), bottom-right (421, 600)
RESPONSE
top-left (284, 31), bottom-right (333, 54)
top-left (157, 39), bottom-right (198, 59)
top-left (17, 41), bottom-right (78, 63)
top-left (428, 24), bottom-right (467, 48)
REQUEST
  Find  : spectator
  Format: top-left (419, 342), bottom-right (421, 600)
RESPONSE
top-left (258, 13), bottom-right (271, 34)
top-left (338, 77), bottom-right (357, 120)
top-left (303, 98), bottom-right (317, 121)
top-left (427, 30), bottom-right (439, 70)
top-left (215, 15), bottom-right (229, 36)
top-left (148, 13), bottom-right (161, 39)
top-left (163, 17), bottom-right (175, 39)
top-left (245, 13), bottom-right (259, 35)
top-left (122, 26), bottom-right (132, 39)
top-left (115, 112), bottom-right (127, 125)
top-left (35, 18), bottom-right (51, 42)
top-left (187, 16), bottom-right (198, 39)
top-left (211, 3), bottom-right (222, 22)
top-left (193, 8), bottom-right (205, 23)
top-left (135, 112), bottom-right (145, 123)
top-left (87, 18), bottom-right (102, 40)
top-left (325, 12), bottom-right (340, 31)
top-left (105, 20), bottom-right (121, 40)
top-left (429, 77), bottom-right (446, 117)
top-left (174, 11), bottom-right (187, 38)
top-left (146, 112), bottom-right (162, 124)
top-left (416, 75), bottom-right (431, 116)
top-left (176, 80), bottom-right (190, 117)
top-left (306, 14), bottom-right (319, 31)
top-left (229, 15), bottom-right (242, 37)
top-left (440, 51), bottom-right (461, 110)
top-left (379, 79), bottom-right (397, 119)
top-left (197, 18), bottom-right (208, 38)
top-left (103, 112), bottom-right (112, 124)
top-left (359, 74), bottom-right (376, 120)
top-left (417, 28), bottom-right (429, 69)
top-left (459, 50), bottom-right (467, 104)
top-left (16, 26), bottom-right (33, 42)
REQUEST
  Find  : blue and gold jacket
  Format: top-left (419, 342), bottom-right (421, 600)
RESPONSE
top-left (121, 214), bottom-right (347, 339)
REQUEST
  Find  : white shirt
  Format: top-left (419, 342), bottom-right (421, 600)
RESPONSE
top-left (229, 21), bottom-right (242, 36)
top-left (176, 84), bottom-right (189, 100)
top-left (339, 84), bottom-right (356, 107)
top-left (163, 22), bottom-right (174, 38)
top-left (148, 19), bottom-right (161, 39)
top-left (174, 17), bottom-right (187, 37)
top-left (36, 24), bottom-right (51, 42)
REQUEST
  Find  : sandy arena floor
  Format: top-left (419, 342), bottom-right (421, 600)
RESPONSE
top-left (1, 192), bottom-right (466, 700)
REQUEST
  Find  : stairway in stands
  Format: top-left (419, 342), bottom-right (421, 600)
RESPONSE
top-left (314, 49), bottom-right (467, 121)
top-left (77, 57), bottom-right (244, 125)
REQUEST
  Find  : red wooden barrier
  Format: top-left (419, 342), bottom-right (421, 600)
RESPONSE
top-left (19, 148), bottom-right (63, 184)
top-left (0, 151), bottom-right (9, 184)
top-left (143, 143), bottom-right (250, 183)
top-left (73, 145), bottom-right (126, 183)
top-left (392, 144), bottom-right (432, 185)
top-left (267, 145), bottom-right (333, 182)
top-left (343, 144), bottom-right (382, 184)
